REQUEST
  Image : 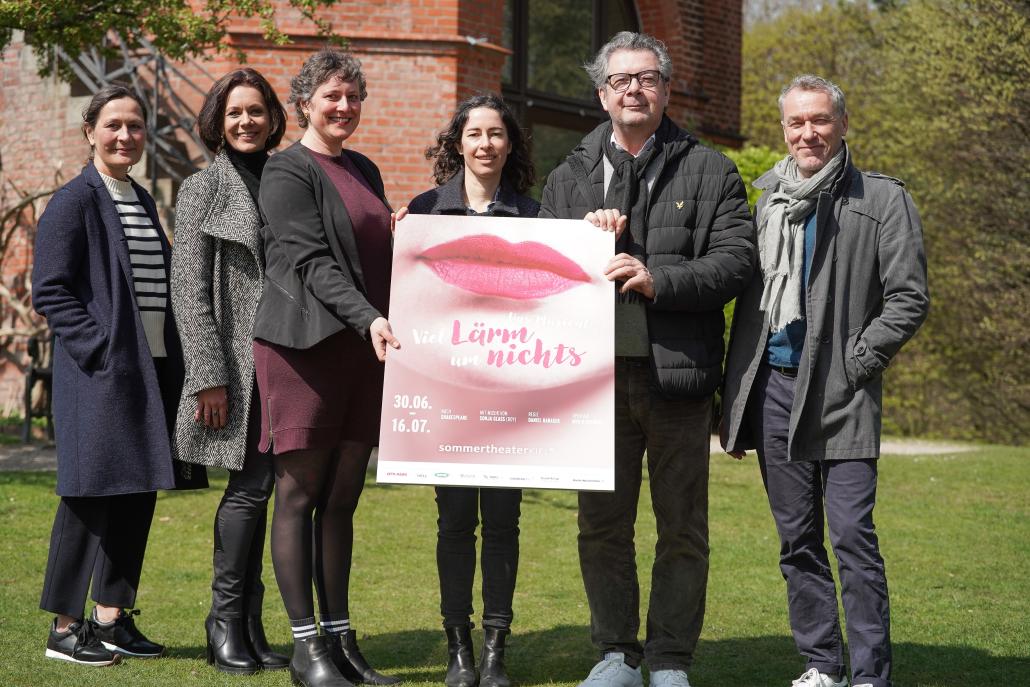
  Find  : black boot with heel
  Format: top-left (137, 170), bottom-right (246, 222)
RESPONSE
top-left (444, 624), bottom-right (478, 687)
top-left (478, 627), bottom-right (510, 687)
top-left (328, 629), bottom-right (402, 685)
top-left (290, 635), bottom-right (354, 687)
top-left (205, 615), bottom-right (259, 674)
top-left (245, 614), bottom-right (289, 670)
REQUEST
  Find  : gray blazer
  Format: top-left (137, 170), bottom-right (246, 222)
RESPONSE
top-left (252, 141), bottom-right (389, 349)
top-left (722, 151), bottom-right (930, 461)
top-left (170, 151), bottom-right (264, 471)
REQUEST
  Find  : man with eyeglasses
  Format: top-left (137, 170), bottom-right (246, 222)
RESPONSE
top-left (720, 75), bottom-right (929, 687)
top-left (539, 31), bottom-right (755, 687)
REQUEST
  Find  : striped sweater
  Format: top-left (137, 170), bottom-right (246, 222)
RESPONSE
top-left (99, 171), bottom-right (168, 357)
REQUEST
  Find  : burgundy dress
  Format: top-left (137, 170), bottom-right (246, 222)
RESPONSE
top-left (253, 147), bottom-right (392, 453)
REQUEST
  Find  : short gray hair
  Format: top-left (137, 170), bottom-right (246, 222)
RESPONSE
top-left (289, 49), bottom-right (367, 128)
top-left (584, 31), bottom-right (673, 89)
top-left (778, 74), bottom-right (847, 119)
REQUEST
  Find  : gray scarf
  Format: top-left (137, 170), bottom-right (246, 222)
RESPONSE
top-left (758, 147), bottom-right (845, 332)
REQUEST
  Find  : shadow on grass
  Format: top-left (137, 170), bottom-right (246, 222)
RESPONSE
top-left (157, 625), bottom-right (593, 682)
top-left (693, 636), bottom-right (1030, 686)
top-left (159, 632), bottom-right (1030, 684)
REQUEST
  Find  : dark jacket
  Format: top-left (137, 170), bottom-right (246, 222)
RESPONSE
top-left (722, 150), bottom-right (930, 461)
top-left (539, 117), bottom-right (755, 398)
top-left (171, 151), bottom-right (264, 470)
top-left (32, 162), bottom-right (183, 497)
top-left (408, 169), bottom-right (540, 218)
top-left (252, 141), bottom-right (390, 349)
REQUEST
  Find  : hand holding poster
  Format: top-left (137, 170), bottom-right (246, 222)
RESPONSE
top-left (377, 214), bottom-right (614, 490)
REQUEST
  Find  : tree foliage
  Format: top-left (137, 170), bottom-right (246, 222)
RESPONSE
top-left (742, 2), bottom-right (883, 152)
top-left (0, 0), bottom-right (339, 77)
top-left (724, 144), bottom-right (782, 209)
top-left (742, 0), bottom-right (1030, 443)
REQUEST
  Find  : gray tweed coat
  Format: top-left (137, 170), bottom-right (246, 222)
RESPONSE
top-left (170, 151), bottom-right (264, 470)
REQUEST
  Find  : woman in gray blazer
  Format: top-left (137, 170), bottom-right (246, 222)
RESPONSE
top-left (170, 68), bottom-right (289, 675)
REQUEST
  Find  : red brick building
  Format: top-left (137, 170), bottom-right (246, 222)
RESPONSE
top-left (0, 0), bottom-right (743, 414)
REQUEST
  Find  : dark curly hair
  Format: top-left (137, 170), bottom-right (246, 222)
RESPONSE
top-left (425, 94), bottom-right (535, 194)
top-left (197, 68), bottom-right (287, 152)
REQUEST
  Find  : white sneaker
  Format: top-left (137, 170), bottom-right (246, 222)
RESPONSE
top-left (791, 668), bottom-right (847, 687)
top-left (649, 669), bottom-right (692, 687)
top-left (578, 652), bottom-right (644, 687)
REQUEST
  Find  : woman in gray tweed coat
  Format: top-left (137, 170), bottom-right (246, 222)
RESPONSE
top-left (170, 68), bottom-right (289, 675)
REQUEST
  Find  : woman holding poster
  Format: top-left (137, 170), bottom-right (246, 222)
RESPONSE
top-left (251, 49), bottom-right (401, 687)
top-left (408, 94), bottom-right (539, 687)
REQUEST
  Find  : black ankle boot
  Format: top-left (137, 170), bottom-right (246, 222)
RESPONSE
top-left (245, 614), bottom-right (289, 670)
top-left (478, 628), bottom-right (510, 687)
top-left (290, 635), bottom-right (354, 687)
top-left (206, 615), bottom-right (259, 674)
top-left (444, 624), bottom-right (477, 687)
top-left (328, 630), bottom-right (402, 685)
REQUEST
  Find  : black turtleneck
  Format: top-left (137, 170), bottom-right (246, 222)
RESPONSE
top-left (225, 147), bottom-right (267, 204)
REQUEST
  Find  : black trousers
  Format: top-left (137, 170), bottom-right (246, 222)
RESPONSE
top-left (750, 365), bottom-right (892, 687)
top-left (435, 486), bottom-right (522, 629)
top-left (210, 384), bottom-right (275, 618)
top-left (578, 358), bottom-right (712, 671)
top-left (40, 491), bottom-right (157, 618)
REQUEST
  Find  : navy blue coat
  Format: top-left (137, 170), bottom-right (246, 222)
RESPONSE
top-left (408, 169), bottom-right (541, 218)
top-left (32, 162), bottom-right (183, 497)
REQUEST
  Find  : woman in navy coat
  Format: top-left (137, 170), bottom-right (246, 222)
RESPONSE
top-left (32, 84), bottom-right (199, 667)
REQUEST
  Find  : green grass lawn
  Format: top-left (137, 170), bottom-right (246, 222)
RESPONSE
top-left (1, 445), bottom-right (1028, 686)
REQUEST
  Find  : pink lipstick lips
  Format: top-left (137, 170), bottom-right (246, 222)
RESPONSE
top-left (418, 234), bottom-right (591, 299)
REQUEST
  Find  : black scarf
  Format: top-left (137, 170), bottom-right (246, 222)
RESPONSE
top-left (601, 115), bottom-right (675, 304)
top-left (226, 147), bottom-right (267, 204)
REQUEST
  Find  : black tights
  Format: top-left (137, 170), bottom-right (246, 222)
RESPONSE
top-left (270, 441), bottom-right (372, 621)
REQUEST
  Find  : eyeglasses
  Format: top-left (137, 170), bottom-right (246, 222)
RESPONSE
top-left (605, 70), bottom-right (663, 92)
top-left (783, 116), bottom-right (837, 132)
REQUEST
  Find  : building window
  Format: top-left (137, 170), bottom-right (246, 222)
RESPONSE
top-left (502, 0), bottom-right (639, 196)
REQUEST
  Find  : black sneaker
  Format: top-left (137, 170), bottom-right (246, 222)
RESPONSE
top-left (45, 618), bottom-right (122, 666)
top-left (90, 608), bottom-right (165, 658)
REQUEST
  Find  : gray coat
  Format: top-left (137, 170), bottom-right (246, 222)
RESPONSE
top-left (722, 152), bottom-right (930, 461)
top-left (170, 152), bottom-right (264, 471)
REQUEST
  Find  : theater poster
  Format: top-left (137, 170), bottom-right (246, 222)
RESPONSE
top-left (377, 214), bottom-right (614, 491)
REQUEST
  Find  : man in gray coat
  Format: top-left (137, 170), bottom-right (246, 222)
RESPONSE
top-left (541, 32), bottom-right (754, 687)
top-left (721, 75), bottom-right (929, 687)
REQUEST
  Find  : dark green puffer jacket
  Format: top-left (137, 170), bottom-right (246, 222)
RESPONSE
top-left (540, 117), bottom-right (756, 398)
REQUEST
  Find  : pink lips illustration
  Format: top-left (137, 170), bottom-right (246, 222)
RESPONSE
top-left (418, 234), bottom-right (591, 299)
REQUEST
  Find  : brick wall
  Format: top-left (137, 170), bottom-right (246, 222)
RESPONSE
top-left (0, 1), bottom-right (742, 414)
top-left (638, 0), bottom-right (743, 145)
top-left (0, 35), bottom-right (79, 414)
top-left (1, 0), bottom-right (743, 211)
